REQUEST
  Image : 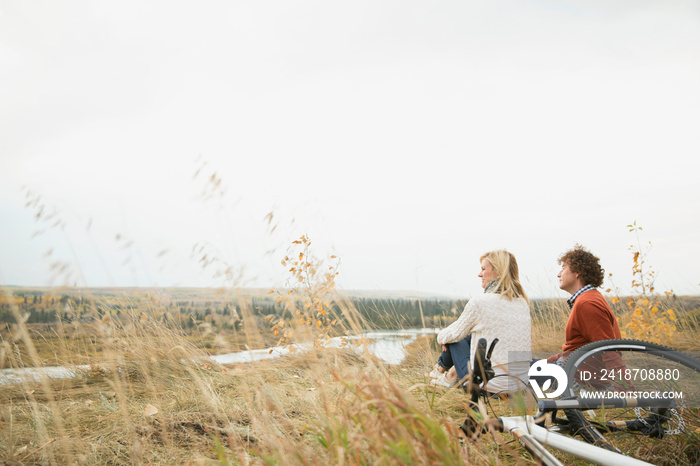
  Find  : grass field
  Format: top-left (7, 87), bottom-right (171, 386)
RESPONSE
top-left (1, 287), bottom-right (698, 465)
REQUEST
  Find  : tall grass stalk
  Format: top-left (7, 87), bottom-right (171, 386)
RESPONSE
top-left (3, 284), bottom-right (700, 464)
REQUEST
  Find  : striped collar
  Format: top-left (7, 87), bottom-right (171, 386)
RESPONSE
top-left (567, 284), bottom-right (595, 309)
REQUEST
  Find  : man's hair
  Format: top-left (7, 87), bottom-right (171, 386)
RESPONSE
top-left (481, 249), bottom-right (529, 302)
top-left (558, 244), bottom-right (605, 288)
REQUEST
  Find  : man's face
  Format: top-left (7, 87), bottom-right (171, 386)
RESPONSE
top-left (557, 262), bottom-right (580, 294)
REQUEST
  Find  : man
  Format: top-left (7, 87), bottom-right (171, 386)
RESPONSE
top-left (547, 244), bottom-right (621, 363)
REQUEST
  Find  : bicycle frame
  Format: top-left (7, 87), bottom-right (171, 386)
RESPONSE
top-left (463, 338), bottom-right (669, 465)
top-left (496, 414), bottom-right (653, 466)
top-left (469, 395), bottom-right (664, 465)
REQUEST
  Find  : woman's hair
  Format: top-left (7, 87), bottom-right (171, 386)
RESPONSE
top-left (480, 249), bottom-right (528, 302)
top-left (557, 244), bottom-right (605, 288)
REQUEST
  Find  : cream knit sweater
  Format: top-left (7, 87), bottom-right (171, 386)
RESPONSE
top-left (437, 292), bottom-right (532, 392)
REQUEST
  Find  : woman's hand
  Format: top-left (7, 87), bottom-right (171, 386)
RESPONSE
top-left (442, 344), bottom-right (447, 352)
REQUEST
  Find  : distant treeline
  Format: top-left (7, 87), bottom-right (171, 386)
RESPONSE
top-left (0, 293), bottom-right (83, 324)
top-left (2, 289), bottom-right (699, 331)
top-left (0, 291), bottom-right (465, 328)
top-left (249, 296), bottom-right (467, 329)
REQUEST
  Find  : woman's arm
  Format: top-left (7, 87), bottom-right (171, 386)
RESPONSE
top-left (437, 297), bottom-right (481, 345)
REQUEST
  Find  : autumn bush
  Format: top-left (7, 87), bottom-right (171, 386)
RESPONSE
top-left (608, 223), bottom-right (679, 345)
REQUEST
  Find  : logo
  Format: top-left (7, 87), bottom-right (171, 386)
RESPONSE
top-left (528, 359), bottom-right (568, 399)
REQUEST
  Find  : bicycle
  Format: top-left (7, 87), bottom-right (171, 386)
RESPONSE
top-left (459, 338), bottom-right (700, 465)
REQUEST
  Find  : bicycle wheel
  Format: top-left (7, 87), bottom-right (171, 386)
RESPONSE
top-left (561, 339), bottom-right (700, 465)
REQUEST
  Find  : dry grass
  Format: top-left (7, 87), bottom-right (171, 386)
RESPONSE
top-left (1, 289), bottom-right (698, 465)
top-left (530, 300), bottom-right (569, 354)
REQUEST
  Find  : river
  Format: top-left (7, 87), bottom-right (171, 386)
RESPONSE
top-left (0, 328), bottom-right (438, 385)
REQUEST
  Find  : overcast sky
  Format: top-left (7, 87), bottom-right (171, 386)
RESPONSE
top-left (1, 0), bottom-right (699, 299)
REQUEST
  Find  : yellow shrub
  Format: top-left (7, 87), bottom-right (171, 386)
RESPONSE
top-left (609, 223), bottom-right (677, 344)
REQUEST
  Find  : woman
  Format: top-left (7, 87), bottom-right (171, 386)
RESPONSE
top-left (430, 249), bottom-right (531, 393)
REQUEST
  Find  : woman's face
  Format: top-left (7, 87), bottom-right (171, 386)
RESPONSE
top-left (478, 259), bottom-right (499, 289)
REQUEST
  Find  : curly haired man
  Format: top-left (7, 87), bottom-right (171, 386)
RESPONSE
top-left (547, 244), bottom-right (621, 363)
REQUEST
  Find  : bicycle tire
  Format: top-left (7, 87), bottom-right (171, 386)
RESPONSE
top-left (561, 339), bottom-right (700, 465)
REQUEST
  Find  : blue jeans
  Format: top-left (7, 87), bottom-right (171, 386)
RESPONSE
top-left (437, 335), bottom-right (472, 383)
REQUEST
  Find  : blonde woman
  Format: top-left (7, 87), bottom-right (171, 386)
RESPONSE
top-left (430, 249), bottom-right (532, 393)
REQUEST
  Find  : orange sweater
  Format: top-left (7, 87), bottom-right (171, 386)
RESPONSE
top-left (547, 289), bottom-right (621, 363)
